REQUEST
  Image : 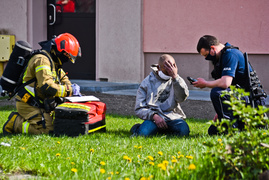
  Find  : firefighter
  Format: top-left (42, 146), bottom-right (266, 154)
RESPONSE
top-left (2, 33), bottom-right (82, 135)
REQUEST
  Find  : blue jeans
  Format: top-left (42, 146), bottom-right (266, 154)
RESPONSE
top-left (132, 119), bottom-right (189, 137)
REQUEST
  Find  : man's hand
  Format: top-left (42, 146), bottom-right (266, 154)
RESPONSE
top-left (153, 114), bottom-right (168, 129)
top-left (192, 78), bottom-right (207, 89)
top-left (164, 60), bottom-right (178, 79)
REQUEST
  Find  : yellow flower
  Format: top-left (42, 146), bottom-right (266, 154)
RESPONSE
top-left (134, 145), bottom-right (138, 148)
top-left (71, 162), bottom-right (75, 165)
top-left (188, 164), bottom-right (196, 170)
top-left (100, 161), bottom-right (106, 165)
top-left (140, 177), bottom-right (146, 180)
top-left (172, 156), bottom-right (176, 159)
top-left (57, 141), bottom-right (61, 144)
top-left (172, 159), bottom-right (177, 163)
top-left (66, 157), bottom-right (70, 160)
top-left (138, 146), bottom-right (142, 149)
top-left (125, 178), bottom-right (130, 180)
top-left (263, 132), bottom-right (266, 135)
top-left (123, 155), bottom-right (129, 159)
top-left (217, 138), bottom-right (222, 142)
top-left (90, 149), bottom-right (94, 153)
top-left (56, 153), bottom-right (61, 157)
top-left (109, 172), bottom-right (114, 175)
top-left (147, 156), bottom-right (154, 161)
top-left (149, 162), bottom-right (155, 166)
top-left (162, 160), bottom-right (169, 166)
top-left (19, 147), bottom-right (26, 150)
top-left (158, 151), bottom-right (163, 156)
top-left (177, 151), bottom-right (181, 154)
top-left (170, 166), bottom-right (174, 169)
top-left (71, 168), bottom-right (77, 173)
top-left (138, 155), bottom-right (141, 158)
top-left (186, 155), bottom-right (193, 159)
top-left (123, 155), bottom-right (132, 162)
top-left (178, 155), bottom-right (184, 158)
top-left (107, 177), bottom-right (111, 180)
top-left (100, 168), bottom-right (106, 174)
top-left (157, 163), bottom-right (166, 170)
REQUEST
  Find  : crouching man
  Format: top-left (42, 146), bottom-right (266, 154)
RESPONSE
top-left (130, 54), bottom-right (190, 137)
top-left (3, 33), bottom-right (82, 135)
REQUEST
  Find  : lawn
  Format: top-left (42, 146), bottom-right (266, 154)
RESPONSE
top-left (0, 105), bottom-right (268, 179)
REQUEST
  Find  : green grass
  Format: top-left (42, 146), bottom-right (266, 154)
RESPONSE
top-left (0, 106), bottom-right (227, 179)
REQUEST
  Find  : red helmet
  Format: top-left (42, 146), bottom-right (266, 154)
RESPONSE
top-left (54, 33), bottom-right (81, 63)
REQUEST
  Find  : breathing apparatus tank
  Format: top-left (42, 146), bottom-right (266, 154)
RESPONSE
top-left (0, 40), bottom-right (32, 97)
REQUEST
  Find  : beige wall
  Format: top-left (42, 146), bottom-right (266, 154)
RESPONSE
top-left (96, 0), bottom-right (144, 83)
top-left (0, 0), bottom-right (46, 49)
top-left (0, 0), bottom-right (28, 41)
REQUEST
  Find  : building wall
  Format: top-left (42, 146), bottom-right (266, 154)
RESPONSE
top-left (96, 0), bottom-right (144, 83)
top-left (0, 0), bottom-right (28, 41)
top-left (0, 0), bottom-right (46, 49)
top-left (143, 0), bottom-right (269, 93)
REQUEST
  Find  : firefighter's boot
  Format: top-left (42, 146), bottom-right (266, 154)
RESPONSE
top-left (2, 112), bottom-right (19, 135)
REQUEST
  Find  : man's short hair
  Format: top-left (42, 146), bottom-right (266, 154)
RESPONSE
top-left (196, 35), bottom-right (220, 53)
top-left (159, 54), bottom-right (173, 64)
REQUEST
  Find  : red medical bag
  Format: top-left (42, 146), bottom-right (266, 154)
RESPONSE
top-left (53, 101), bottom-right (106, 137)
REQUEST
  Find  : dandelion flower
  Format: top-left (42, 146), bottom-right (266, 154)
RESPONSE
top-left (177, 151), bottom-right (181, 154)
top-left (147, 156), bottom-right (154, 161)
top-left (116, 172), bottom-right (119, 174)
top-left (138, 146), bottom-right (142, 149)
top-left (186, 155), bottom-right (193, 159)
top-left (100, 161), bottom-right (106, 165)
top-left (90, 149), bottom-right (94, 153)
top-left (140, 177), bottom-right (146, 180)
top-left (107, 177), bottom-right (111, 180)
top-left (162, 160), bottom-right (169, 166)
top-left (19, 147), bottom-right (26, 150)
top-left (178, 155), bottom-right (184, 158)
top-left (157, 163), bottom-right (166, 170)
top-left (123, 155), bottom-right (132, 162)
top-left (263, 132), bottom-right (266, 135)
top-left (134, 145), bottom-right (138, 148)
top-left (217, 138), bottom-right (222, 142)
top-left (149, 162), bottom-right (155, 166)
top-left (109, 172), bottom-right (114, 175)
top-left (158, 151), bottom-right (163, 156)
top-left (56, 153), bottom-right (61, 157)
top-left (172, 156), bottom-right (176, 159)
top-left (125, 178), bottom-right (130, 180)
top-left (172, 159), bottom-right (177, 163)
top-left (100, 169), bottom-right (106, 174)
top-left (71, 168), bottom-right (77, 173)
top-left (66, 157), bottom-right (70, 160)
top-left (71, 162), bottom-right (75, 165)
top-left (188, 164), bottom-right (196, 170)
top-left (138, 155), bottom-right (141, 158)
top-left (57, 141), bottom-right (61, 144)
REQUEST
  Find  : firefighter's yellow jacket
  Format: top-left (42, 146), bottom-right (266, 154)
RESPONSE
top-left (16, 50), bottom-right (73, 103)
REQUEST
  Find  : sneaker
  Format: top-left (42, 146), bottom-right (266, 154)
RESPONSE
top-left (3, 112), bottom-right (19, 135)
top-left (130, 123), bottom-right (141, 134)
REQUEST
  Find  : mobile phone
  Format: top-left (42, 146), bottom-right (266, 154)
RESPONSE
top-left (187, 76), bottom-right (197, 85)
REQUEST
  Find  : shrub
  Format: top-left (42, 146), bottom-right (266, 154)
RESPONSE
top-left (201, 86), bottom-right (269, 179)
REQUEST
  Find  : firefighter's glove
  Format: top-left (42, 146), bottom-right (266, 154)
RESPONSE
top-left (71, 83), bottom-right (81, 96)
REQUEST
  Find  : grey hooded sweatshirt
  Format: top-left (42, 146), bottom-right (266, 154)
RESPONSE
top-left (135, 64), bottom-right (189, 121)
